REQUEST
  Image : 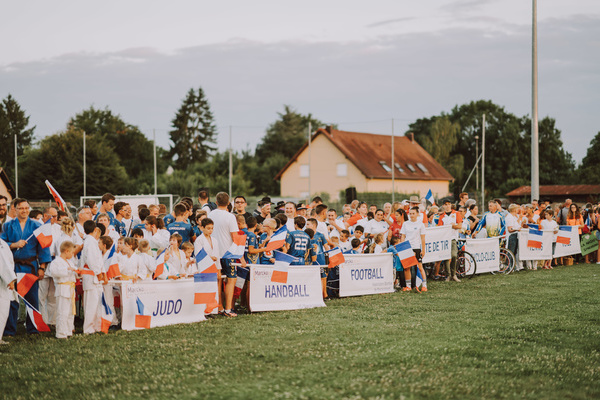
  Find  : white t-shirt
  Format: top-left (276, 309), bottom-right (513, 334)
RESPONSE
top-left (208, 209), bottom-right (239, 258)
top-left (399, 220), bottom-right (426, 250)
top-left (540, 219), bottom-right (559, 242)
top-left (367, 219), bottom-right (389, 237)
top-left (316, 220), bottom-right (330, 241)
top-left (505, 213), bottom-right (521, 233)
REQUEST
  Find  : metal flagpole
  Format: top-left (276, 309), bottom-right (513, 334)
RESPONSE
top-left (14, 133), bottom-right (18, 197)
top-left (83, 130), bottom-right (87, 197)
top-left (475, 135), bottom-right (479, 205)
top-left (391, 119), bottom-right (395, 204)
top-left (481, 115), bottom-right (485, 207)
top-left (153, 129), bottom-right (157, 196)
top-left (308, 122), bottom-right (312, 200)
top-left (229, 126), bottom-right (232, 196)
top-left (531, 0), bottom-right (540, 201)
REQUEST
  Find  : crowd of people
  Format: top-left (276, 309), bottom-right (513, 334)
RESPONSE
top-left (0, 189), bottom-right (595, 343)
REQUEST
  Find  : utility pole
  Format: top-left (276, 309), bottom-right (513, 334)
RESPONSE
top-left (475, 135), bottom-right (479, 205)
top-left (229, 126), bottom-right (233, 196)
top-left (14, 133), bottom-right (18, 197)
top-left (481, 115), bottom-right (485, 208)
top-left (391, 119), bottom-right (395, 204)
top-left (308, 122), bottom-right (312, 200)
top-left (531, 0), bottom-right (540, 201)
top-left (83, 131), bottom-right (87, 197)
top-left (153, 129), bottom-right (157, 196)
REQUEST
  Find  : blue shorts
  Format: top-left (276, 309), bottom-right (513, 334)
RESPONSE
top-left (220, 258), bottom-right (237, 278)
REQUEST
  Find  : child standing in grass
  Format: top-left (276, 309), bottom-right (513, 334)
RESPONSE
top-left (540, 209), bottom-right (558, 269)
top-left (49, 241), bottom-right (78, 339)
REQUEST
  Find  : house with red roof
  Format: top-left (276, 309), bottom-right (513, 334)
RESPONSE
top-left (275, 127), bottom-right (453, 201)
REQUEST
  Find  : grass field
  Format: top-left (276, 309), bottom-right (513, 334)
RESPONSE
top-left (1, 264), bottom-right (599, 399)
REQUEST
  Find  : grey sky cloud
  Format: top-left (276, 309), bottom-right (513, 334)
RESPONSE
top-left (366, 17), bottom-right (415, 29)
top-left (0, 14), bottom-right (597, 166)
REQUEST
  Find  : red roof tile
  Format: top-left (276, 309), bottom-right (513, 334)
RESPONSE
top-left (275, 128), bottom-right (454, 181)
top-left (506, 185), bottom-right (600, 197)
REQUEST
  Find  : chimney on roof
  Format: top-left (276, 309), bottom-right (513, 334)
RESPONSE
top-left (409, 132), bottom-right (415, 143)
top-left (326, 125), bottom-right (333, 134)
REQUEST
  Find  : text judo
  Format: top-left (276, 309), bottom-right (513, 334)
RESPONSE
top-left (264, 284), bottom-right (309, 298)
top-left (152, 299), bottom-right (183, 316)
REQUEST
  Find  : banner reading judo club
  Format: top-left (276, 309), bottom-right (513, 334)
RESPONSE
top-left (465, 237), bottom-right (500, 274)
top-left (422, 225), bottom-right (454, 263)
top-left (338, 253), bottom-right (394, 297)
top-left (120, 278), bottom-right (213, 331)
top-left (518, 230), bottom-right (553, 260)
top-left (553, 226), bottom-right (581, 258)
top-left (249, 265), bottom-right (325, 312)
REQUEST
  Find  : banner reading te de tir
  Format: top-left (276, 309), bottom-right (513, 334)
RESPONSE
top-left (421, 225), bottom-right (454, 263)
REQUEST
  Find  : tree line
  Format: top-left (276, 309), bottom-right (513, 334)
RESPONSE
top-left (0, 90), bottom-right (596, 201)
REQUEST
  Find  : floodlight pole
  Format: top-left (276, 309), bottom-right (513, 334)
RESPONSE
top-left (308, 121), bottom-right (312, 200)
top-left (83, 130), bottom-right (87, 197)
top-left (14, 133), bottom-right (18, 197)
top-left (531, 0), bottom-right (540, 201)
top-left (153, 129), bottom-right (157, 196)
top-left (391, 118), bottom-right (395, 204)
top-left (229, 126), bottom-right (232, 196)
top-left (481, 115), bottom-right (485, 208)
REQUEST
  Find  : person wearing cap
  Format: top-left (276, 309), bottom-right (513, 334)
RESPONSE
top-left (409, 196), bottom-right (428, 224)
top-left (275, 201), bottom-right (286, 214)
top-left (297, 204), bottom-right (308, 218)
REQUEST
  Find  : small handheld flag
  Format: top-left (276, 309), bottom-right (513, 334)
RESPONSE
top-left (193, 273), bottom-right (218, 313)
top-left (105, 244), bottom-right (121, 280)
top-left (45, 180), bottom-right (67, 212)
top-left (153, 249), bottom-right (166, 279)
top-left (222, 231), bottom-right (247, 259)
top-left (234, 266), bottom-right (250, 299)
top-left (264, 226), bottom-right (288, 252)
top-left (557, 226), bottom-right (572, 245)
top-left (425, 189), bottom-right (435, 206)
top-left (195, 248), bottom-right (218, 279)
top-left (19, 294), bottom-right (50, 332)
top-left (271, 250), bottom-right (297, 284)
top-left (16, 272), bottom-right (38, 297)
top-left (32, 220), bottom-right (53, 249)
top-left (326, 247), bottom-right (345, 268)
top-left (394, 241), bottom-right (418, 269)
top-left (135, 296), bottom-right (151, 329)
top-left (100, 292), bottom-right (113, 334)
top-left (527, 228), bottom-right (543, 249)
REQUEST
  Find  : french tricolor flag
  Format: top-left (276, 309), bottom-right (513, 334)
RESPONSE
top-left (45, 180), bottom-right (68, 212)
top-left (20, 294), bottom-right (50, 332)
top-left (234, 266), bottom-right (250, 297)
top-left (393, 241), bottom-right (418, 269)
top-left (195, 248), bottom-right (218, 278)
top-left (557, 226), bottom-right (572, 245)
top-left (425, 189), bottom-right (435, 205)
top-left (271, 250), bottom-right (297, 284)
top-left (153, 249), bottom-right (167, 279)
top-left (16, 272), bottom-right (38, 297)
top-left (100, 291), bottom-right (113, 334)
top-left (326, 247), bottom-right (345, 268)
top-left (193, 273), bottom-right (218, 314)
top-left (265, 226), bottom-right (288, 252)
top-left (105, 244), bottom-right (121, 280)
top-left (33, 219), bottom-right (53, 249)
top-left (222, 231), bottom-right (247, 259)
top-left (135, 296), bottom-right (151, 329)
top-left (527, 228), bottom-right (543, 248)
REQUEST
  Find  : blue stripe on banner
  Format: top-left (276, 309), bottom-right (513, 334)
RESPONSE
top-left (529, 229), bottom-right (543, 237)
top-left (527, 224), bottom-right (538, 229)
top-left (136, 296), bottom-right (144, 315)
top-left (559, 226), bottom-right (572, 232)
top-left (194, 273), bottom-right (218, 283)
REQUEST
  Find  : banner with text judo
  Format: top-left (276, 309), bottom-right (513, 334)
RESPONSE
top-left (465, 237), bottom-right (500, 274)
top-left (518, 230), bottom-right (553, 260)
top-left (338, 253), bottom-right (394, 297)
top-left (421, 225), bottom-right (454, 263)
top-left (553, 226), bottom-right (581, 257)
top-left (120, 279), bottom-right (208, 331)
top-left (249, 265), bottom-right (325, 312)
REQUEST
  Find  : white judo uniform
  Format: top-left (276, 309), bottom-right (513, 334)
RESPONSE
top-left (81, 235), bottom-right (103, 334)
top-left (0, 239), bottom-right (17, 342)
top-left (48, 256), bottom-right (77, 338)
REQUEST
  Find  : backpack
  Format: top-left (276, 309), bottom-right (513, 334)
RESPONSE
top-left (204, 202), bottom-right (217, 211)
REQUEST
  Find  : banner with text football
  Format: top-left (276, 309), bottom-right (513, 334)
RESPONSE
top-left (249, 265), bottom-right (325, 312)
top-left (518, 230), bottom-right (553, 260)
top-left (338, 253), bottom-right (394, 297)
top-left (120, 278), bottom-right (211, 331)
top-left (465, 237), bottom-right (500, 274)
top-left (421, 225), bottom-right (454, 263)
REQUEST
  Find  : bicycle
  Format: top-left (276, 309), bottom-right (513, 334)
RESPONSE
top-left (491, 235), bottom-right (516, 275)
top-left (456, 240), bottom-right (477, 279)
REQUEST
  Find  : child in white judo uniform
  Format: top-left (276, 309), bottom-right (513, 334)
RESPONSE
top-left (80, 220), bottom-right (104, 334)
top-left (48, 241), bottom-right (77, 339)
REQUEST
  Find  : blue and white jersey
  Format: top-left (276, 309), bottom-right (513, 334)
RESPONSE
top-left (166, 221), bottom-right (194, 245)
top-left (311, 232), bottom-right (327, 265)
top-left (475, 211), bottom-right (505, 238)
top-left (286, 230), bottom-right (311, 265)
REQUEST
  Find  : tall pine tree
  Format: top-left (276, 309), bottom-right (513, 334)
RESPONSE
top-left (168, 88), bottom-right (217, 169)
top-left (0, 94), bottom-right (35, 180)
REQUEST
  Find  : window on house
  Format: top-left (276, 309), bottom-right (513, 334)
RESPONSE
top-left (417, 162), bottom-right (429, 173)
top-left (395, 163), bottom-right (405, 173)
top-left (406, 163), bottom-right (417, 173)
top-left (300, 164), bottom-right (309, 177)
top-left (337, 163), bottom-right (347, 177)
top-left (379, 161), bottom-right (392, 173)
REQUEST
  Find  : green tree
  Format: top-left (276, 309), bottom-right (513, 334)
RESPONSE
top-left (0, 94), bottom-right (35, 179)
top-left (248, 105), bottom-right (323, 195)
top-left (419, 117), bottom-right (464, 185)
top-left (577, 131), bottom-right (600, 183)
top-left (68, 106), bottom-right (165, 191)
top-left (19, 128), bottom-right (128, 199)
top-left (168, 88), bottom-right (217, 169)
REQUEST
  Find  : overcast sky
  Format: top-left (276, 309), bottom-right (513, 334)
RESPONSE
top-left (1, 0), bottom-right (598, 164)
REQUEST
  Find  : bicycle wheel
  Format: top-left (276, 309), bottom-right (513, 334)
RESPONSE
top-left (456, 251), bottom-right (477, 279)
top-left (496, 248), bottom-right (516, 274)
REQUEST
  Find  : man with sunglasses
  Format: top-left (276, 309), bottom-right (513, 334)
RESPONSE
top-left (232, 196), bottom-right (251, 220)
top-left (0, 198), bottom-right (52, 336)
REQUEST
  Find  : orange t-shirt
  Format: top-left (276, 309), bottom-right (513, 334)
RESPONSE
top-left (567, 216), bottom-right (584, 234)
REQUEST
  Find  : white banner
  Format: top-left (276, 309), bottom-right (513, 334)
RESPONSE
top-left (553, 227), bottom-right (581, 257)
top-left (518, 230), bottom-right (554, 260)
top-left (249, 265), bottom-right (325, 312)
top-left (120, 278), bottom-right (214, 331)
top-left (422, 225), bottom-right (454, 263)
top-left (338, 253), bottom-right (394, 297)
top-left (465, 237), bottom-right (500, 274)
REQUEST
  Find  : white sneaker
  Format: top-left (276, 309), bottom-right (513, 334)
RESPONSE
top-left (0, 340), bottom-right (9, 345)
